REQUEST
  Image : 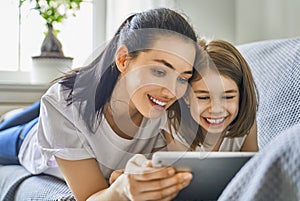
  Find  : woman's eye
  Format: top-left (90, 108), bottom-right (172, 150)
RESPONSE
top-left (152, 69), bottom-right (166, 77)
top-left (177, 76), bottom-right (188, 84)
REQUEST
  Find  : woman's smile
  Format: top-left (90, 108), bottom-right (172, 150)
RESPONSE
top-left (148, 94), bottom-right (170, 111)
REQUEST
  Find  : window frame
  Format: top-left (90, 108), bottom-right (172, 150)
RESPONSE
top-left (0, 0), bottom-right (106, 85)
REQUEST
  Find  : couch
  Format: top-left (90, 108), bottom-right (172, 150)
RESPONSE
top-left (1, 36), bottom-right (299, 200)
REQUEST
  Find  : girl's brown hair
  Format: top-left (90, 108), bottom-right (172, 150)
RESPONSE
top-left (171, 39), bottom-right (258, 150)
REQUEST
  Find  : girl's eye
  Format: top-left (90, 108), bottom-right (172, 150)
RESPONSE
top-left (222, 96), bottom-right (235, 99)
top-left (177, 76), bottom-right (188, 84)
top-left (197, 96), bottom-right (210, 100)
top-left (151, 69), bottom-right (166, 77)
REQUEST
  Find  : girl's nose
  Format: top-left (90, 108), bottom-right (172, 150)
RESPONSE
top-left (209, 100), bottom-right (225, 114)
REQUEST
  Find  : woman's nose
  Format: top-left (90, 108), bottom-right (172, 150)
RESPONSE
top-left (161, 87), bottom-right (175, 99)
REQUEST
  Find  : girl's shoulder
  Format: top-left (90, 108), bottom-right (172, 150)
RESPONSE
top-left (219, 135), bottom-right (247, 152)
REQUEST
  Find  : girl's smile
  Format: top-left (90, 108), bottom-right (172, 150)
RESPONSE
top-left (188, 69), bottom-right (239, 134)
top-left (203, 117), bottom-right (226, 126)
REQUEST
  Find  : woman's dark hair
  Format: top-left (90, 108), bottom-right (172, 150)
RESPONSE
top-left (59, 8), bottom-right (198, 131)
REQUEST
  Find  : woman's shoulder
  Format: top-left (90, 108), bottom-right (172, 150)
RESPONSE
top-left (40, 82), bottom-right (74, 116)
top-left (41, 82), bottom-right (73, 107)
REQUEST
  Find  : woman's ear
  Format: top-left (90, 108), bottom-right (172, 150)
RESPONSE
top-left (115, 45), bottom-right (129, 73)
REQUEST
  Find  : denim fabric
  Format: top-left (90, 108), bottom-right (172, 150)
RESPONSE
top-left (0, 101), bottom-right (40, 131)
top-left (0, 117), bottom-right (38, 165)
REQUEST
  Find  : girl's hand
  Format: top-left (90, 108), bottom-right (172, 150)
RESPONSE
top-left (119, 154), bottom-right (193, 201)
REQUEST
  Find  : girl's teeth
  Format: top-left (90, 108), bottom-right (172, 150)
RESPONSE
top-left (149, 96), bottom-right (167, 106)
top-left (206, 118), bottom-right (225, 124)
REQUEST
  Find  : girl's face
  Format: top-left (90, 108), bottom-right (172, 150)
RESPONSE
top-left (117, 37), bottom-right (195, 119)
top-left (188, 70), bottom-right (239, 134)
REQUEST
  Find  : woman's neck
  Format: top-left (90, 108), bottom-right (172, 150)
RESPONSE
top-left (103, 81), bottom-right (144, 139)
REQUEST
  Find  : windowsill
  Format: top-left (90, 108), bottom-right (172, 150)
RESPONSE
top-left (0, 71), bottom-right (31, 84)
top-left (0, 82), bottom-right (49, 115)
top-left (0, 82), bottom-right (49, 103)
top-left (0, 82), bottom-right (49, 91)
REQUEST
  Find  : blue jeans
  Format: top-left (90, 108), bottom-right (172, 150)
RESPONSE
top-left (0, 117), bottom-right (38, 165)
top-left (0, 101), bottom-right (40, 165)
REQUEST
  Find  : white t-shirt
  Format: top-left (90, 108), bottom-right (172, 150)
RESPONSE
top-left (19, 83), bottom-right (167, 180)
top-left (174, 132), bottom-right (247, 152)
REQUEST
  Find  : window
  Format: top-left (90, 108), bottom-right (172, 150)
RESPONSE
top-left (0, 0), bottom-right (93, 82)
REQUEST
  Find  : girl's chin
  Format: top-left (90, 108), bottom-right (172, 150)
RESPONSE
top-left (201, 124), bottom-right (227, 134)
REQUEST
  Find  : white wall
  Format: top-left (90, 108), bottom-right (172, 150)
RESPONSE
top-left (105, 0), bottom-right (177, 39)
top-left (176, 0), bottom-right (300, 45)
top-left (175, 0), bottom-right (236, 43)
top-left (97, 0), bottom-right (300, 46)
top-left (236, 0), bottom-right (300, 44)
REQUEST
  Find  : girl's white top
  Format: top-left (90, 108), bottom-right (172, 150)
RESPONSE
top-left (18, 83), bottom-right (167, 180)
top-left (174, 132), bottom-right (247, 152)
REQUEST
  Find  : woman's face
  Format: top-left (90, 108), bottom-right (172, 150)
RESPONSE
top-left (117, 37), bottom-right (196, 119)
top-left (188, 70), bottom-right (239, 134)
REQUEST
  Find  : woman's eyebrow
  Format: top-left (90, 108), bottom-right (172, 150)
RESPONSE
top-left (154, 59), bottom-right (193, 75)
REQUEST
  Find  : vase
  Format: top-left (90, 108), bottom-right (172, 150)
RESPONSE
top-left (31, 24), bottom-right (73, 84)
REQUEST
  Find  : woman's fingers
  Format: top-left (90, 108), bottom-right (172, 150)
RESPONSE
top-left (125, 154), bottom-right (150, 174)
top-left (131, 166), bottom-right (176, 181)
top-left (136, 172), bottom-right (192, 192)
top-left (123, 154), bottom-right (193, 201)
top-left (125, 154), bottom-right (176, 181)
top-left (109, 169), bottom-right (124, 185)
top-left (125, 171), bottom-right (192, 201)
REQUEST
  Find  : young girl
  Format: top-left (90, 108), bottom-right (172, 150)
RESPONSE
top-left (0, 8), bottom-right (200, 201)
top-left (165, 39), bottom-right (258, 152)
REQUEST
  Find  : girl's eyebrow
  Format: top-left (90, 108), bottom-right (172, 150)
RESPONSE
top-left (194, 90), bottom-right (209, 94)
top-left (224, 90), bottom-right (238, 93)
top-left (154, 59), bottom-right (193, 75)
top-left (193, 89), bottom-right (238, 94)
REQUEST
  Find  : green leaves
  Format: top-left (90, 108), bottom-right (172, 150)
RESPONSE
top-left (19, 0), bottom-right (82, 32)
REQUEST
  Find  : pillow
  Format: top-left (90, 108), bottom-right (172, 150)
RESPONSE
top-left (218, 123), bottom-right (300, 201)
top-left (237, 37), bottom-right (300, 148)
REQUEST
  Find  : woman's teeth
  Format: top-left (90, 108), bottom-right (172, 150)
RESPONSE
top-left (149, 96), bottom-right (167, 107)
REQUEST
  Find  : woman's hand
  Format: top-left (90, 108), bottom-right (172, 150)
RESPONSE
top-left (110, 169), bottom-right (125, 185)
top-left (111, 154), bottom-right (193, 201)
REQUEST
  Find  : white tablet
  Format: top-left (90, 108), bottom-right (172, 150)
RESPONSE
top-left (152, 151), bottom-right (255, 201)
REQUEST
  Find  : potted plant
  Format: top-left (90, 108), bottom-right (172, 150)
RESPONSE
top-left (20, 0), bottom-right (82, 84)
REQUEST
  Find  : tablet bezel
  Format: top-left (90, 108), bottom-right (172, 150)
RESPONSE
top-left (152, 151), bottom-right (255, 200)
